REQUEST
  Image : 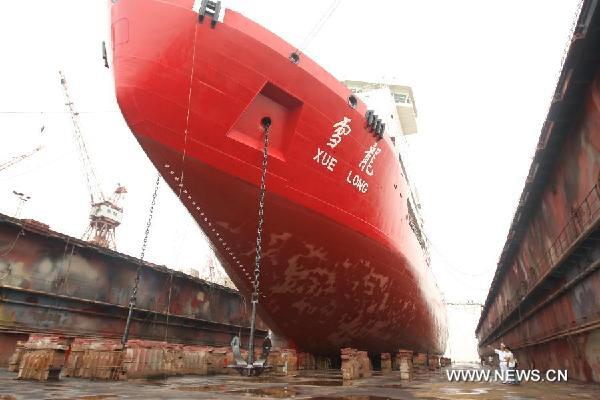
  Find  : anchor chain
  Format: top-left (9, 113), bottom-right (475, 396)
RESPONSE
top-left (121, 173), bottom-right (161, 350)
top-left (247, 117), bottom-right (271, 367)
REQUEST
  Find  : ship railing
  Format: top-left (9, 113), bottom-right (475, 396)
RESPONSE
top-left (481, 182), bottom-right (600, 342)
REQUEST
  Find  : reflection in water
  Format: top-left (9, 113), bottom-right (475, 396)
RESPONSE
top-left (1, 365), bottom-right (599, 400)
top-left (227, 386), bottom-right (298, 398)
top-left (176, 384), bottom-right (228, 392)
top-left (306, 397), bottom-right (402, 400)
top-left (294, 380), bottom-right (348, 386)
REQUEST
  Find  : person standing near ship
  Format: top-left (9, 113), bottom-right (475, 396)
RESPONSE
top-left (492, 342), bottom-right (510, 383)
top-left (504, 346), bottom-right (519, 384)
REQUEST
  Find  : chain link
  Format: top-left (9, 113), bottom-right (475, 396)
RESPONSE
top-left (120, 21), bottom-right (198, 353)
top-left (252, 121), bottom-right (270, 304)
top-left (121, 173), bottom-right (161, 349)
top-left (245, 120), bottom-right (270, 368)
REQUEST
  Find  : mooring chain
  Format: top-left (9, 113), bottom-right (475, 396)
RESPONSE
top-left (121, 21), bottom-right (198, 352)
top-left (252, 119), bottom-right (271, 305)
top-left (244, 119), bottom-right (271, 370)
top-left (121, 173), bottom-right (161, 350)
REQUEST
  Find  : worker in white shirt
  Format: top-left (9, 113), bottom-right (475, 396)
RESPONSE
top-left (493, 342), bottom-right (509, 383)
top-left (505, 346), bottom-right (519, 384)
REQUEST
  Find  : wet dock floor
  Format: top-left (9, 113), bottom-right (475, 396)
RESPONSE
top-left (0, 363), bottom-right (597, 399)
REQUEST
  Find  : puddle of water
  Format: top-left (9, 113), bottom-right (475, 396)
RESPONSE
top-left (441, 387), bottom-right (489, 395)
top-left (62, 396), bottom-right (119, 400)
top-left (305, 397), bottom-right (402, 400)
top-left (226, 377), bottom-right (285, 384)
top-left (293, 380), bottom-right (347, 387)
top-left (297, 374), bottom-right (343, 380)
top-left (175, 384), bottom-right (228, 392)
top-left (136, 380), bottom-right (168, 387)
top-left (227, 386), bottom-right (299, 398)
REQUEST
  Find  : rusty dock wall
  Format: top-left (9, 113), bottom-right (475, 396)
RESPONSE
top-left (0, 213), bottom-right (267, 366)
top-left (476, 0), bottom-right (600, 383)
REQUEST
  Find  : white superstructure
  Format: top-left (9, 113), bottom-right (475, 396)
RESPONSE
top-left (344, 80), bottom-right (429, 262)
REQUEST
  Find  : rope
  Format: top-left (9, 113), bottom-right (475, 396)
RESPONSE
top-left (177, 22), bottom-right (199, 198)
top-left (0, 228), bottom-right (24, 259)
top-left (238, 293), bottom-right (248, 345)
top-left (152, 20), bottom-right (200, 347)
top-left (123, 17), bottom-right (199, 348)
top-left (0, 267), bottom-right (12, 282)
top-left (295, 0), bottom-right (342, 56)
top-left (164, 271), bottom-right (174, 342)
top-left (139, 268), bottom-right (173, 328)
top-left (59, 237), bottom-right (75, 294)
top-left (429, 240), bottom-right (494, 278)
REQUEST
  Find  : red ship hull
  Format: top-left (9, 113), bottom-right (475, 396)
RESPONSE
top-left (110, 0), bottom-right (447, 355)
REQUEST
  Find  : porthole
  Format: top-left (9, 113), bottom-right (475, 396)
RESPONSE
top-left (348, 95), bottom-right (357, 109)
top-left (289, 52), bottom-right (300, 64)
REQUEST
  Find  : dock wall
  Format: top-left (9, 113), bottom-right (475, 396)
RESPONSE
top-left (0, 215), bottom-right (267, 366)
top-left (476, 3), bottom-right (600, 382)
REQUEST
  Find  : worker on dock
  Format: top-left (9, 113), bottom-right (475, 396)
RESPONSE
top-left (505, 346), bottom-right (519, 384)
top-left (492, 342), bottom-right (509, 383)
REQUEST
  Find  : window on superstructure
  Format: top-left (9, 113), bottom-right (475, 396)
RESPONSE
top-left (393, 93), bottom-right (408, 103)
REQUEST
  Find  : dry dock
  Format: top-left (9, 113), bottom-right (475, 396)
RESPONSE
top-left (2, 0), bottom-right (600, 396)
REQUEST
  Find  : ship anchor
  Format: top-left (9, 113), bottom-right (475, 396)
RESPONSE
top-left (229, 117), bottom-right (273, 377)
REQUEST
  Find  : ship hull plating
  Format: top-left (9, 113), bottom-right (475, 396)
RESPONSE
top-left (110, 0), bottom-right (447, 355)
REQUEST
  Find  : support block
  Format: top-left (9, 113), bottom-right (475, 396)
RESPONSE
top-left (381, 352), bottom-right (392, 374)
top-left (340, 348), bottom-right (372, 380)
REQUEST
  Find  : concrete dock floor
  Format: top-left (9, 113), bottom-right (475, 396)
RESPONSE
top-left (0, 363), bottom-right (597, 399)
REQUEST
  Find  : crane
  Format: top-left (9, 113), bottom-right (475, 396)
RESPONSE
top-left (0, 146), bottom-right (43, 173)
top-left (59, 71), bottom-right (127, 250)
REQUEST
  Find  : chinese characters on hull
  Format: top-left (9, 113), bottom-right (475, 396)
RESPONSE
top-left (327, 117), bottom-right (352, 148)
top-left (313, 117), bottom-right (352, 172)
top-left (358, 142), bottom-right (382, 177)
top-left (347, 142), bottom-right (382, 194)
top-left (311, 116), bottom-right (383, 195)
